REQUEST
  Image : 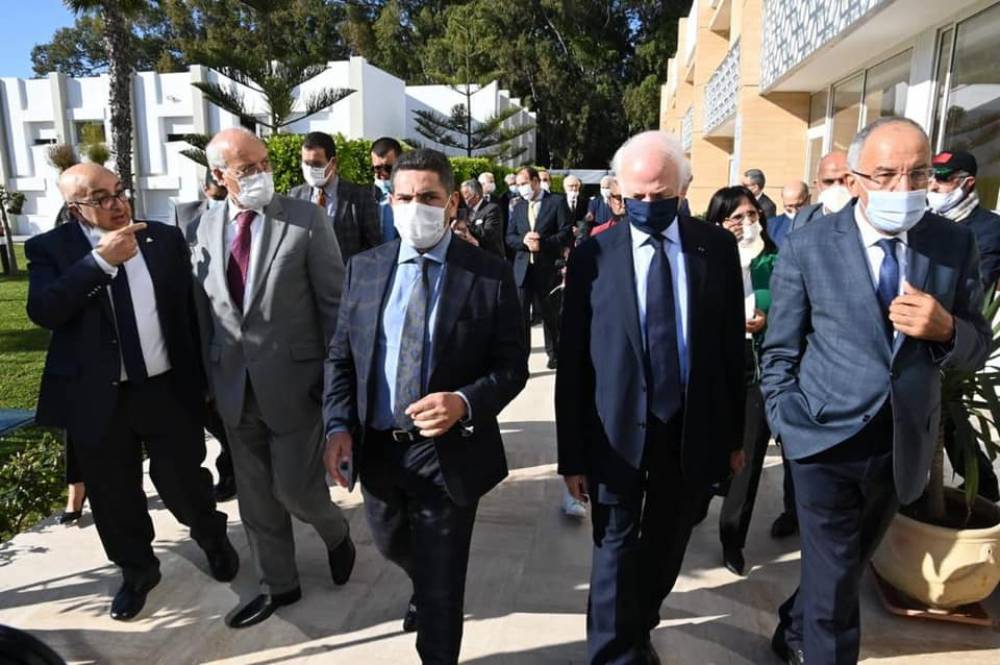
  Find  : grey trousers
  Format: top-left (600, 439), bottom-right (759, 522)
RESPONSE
top-left (227, 383), bottom-right (349, 594)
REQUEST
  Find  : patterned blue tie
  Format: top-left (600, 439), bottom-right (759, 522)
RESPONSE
top-left (645, 234), bottom-right (682, 424)
top-left (876, 238), bottom-right (900, 338)
top-left (393, 257), bottom-right (429, 430)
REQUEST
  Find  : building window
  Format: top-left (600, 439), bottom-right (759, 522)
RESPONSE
top-left (831, 73), bottom-right (864, 153)
top-left (862, 50), bottom-right (911, 124)
top-left (809, 91), bottom-right (828, 130)
top-left (932, 2), bottom-right (1000, 208)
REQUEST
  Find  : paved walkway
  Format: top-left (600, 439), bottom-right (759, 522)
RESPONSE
top-left (2, 331), bottom-right (999, 664)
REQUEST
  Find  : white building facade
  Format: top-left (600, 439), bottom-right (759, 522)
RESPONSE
top-left (0, 57), bottom-right (536, 234)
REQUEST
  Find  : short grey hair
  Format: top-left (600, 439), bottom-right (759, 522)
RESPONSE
top-left (610, 131), bottom-right (692, 186)
top-left (563, 174), bottom-right (581, 187)
top-left (461, 178), bottom-right (483, 196)
top-left (847, 116), bottom-right (928, 170)
top-left (477, 171), bottom-right (494, 183)
top-left (744, 168), bottom-right (766, 188)
top-left (205, 127), bottom-right (258, 170)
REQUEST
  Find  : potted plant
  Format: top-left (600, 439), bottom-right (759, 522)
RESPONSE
top-left (872, 291), bottom-right (1000, 610)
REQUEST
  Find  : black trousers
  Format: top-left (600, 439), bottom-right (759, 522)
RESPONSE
top-left (775, 404), bottom-right (898, 665)
top-left (361, 430), bottom-right (479, 665)
top-left (204, 400), bottom-right (234, 481)
top-left (587, 415), bottom-right (708, 665)
top-left (719, 384), bottom-right (771, 549)
top-left (73, 373), bottom-right (228, 588)
top-left (518, 264), bottom-right (560, 360)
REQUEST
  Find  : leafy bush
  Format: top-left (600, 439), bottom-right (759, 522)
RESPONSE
top-left (335, 135), bottom-right (375, 187)
top-left (263, 133), bottom-right (304, 195)
top-left (46, 144), bottom-right (78, 173)
top-left (0, 429), bottom-right (64, 542)
top-left (79, 122), bottom-right (109, 165)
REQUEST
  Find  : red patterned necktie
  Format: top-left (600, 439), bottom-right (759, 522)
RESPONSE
top-left (227, 210), bottom-right (256, 311)
top-left (317, 188), bottom-right (327, 209)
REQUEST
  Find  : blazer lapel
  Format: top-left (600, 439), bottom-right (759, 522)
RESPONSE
top-left (833, 208), bottom-right (890, 355)
top-left (679, 218), bottom-right (707, 359)
top-left (609, 224), bottom-right (645, 368)
top-left (360, 242), bottom-right (399, 386)
top-left (894, 219), bottom-right (933, 357)
top-left (69, 223), bottom-right (115, 323)
top-left (198, 201), bottom-right (238, 315)
top-left (336, 181), bottom-right (351, 226)
top-left (430, 241), bottom-right (476, 378)
top-left (245, 198), bottom-right (289, 315)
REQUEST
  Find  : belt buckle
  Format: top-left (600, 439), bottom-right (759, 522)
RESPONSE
top-left (391, 429), bottom-right (417, 443)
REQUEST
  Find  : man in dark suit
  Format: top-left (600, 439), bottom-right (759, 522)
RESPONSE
top-left (743, 168), bottom-right (778, 219)
top-left (371, 136), bottom-right (403, 244)
top-left (460, 178), bottom-right (504, 258)
top-left (26, 164), bottom-right (238, 621)
top-left (288, 131), bottom-right (379, 261)
top-left (789, 151), bottom-right (852, 233)
top-left (506, 166), bottom-right (572, 369)
top-left (562, 174), bottom-right (588, 241)
top-left (762, 118), bottom-right (990, 665)
top-left (557, 131), bottom-right (746, 664)
top-left (172, 169), bottom-right (236, 501)
top-left (586, 175), bottom-right (615, 229)
top-left (767, 180), bottom-right (810, 251)
top-left (323, 149), bottom-right (528, 665)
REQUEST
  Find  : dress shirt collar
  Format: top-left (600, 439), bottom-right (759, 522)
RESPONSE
top-left (629, 217), bottom-right (681, 251)
top-left (397, 229), bottom-right (453, 265)
top-left (77, 221), bottom-right (105, 246)
top-left (321, 175), bottom-right (339, 198)
top-left (227, 198), bottom-right (265, 223)
top-left (853, 202), bottom-right (908, 248)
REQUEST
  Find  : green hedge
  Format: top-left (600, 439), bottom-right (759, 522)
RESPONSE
top-left (0, 429), bottom-right (64, 542)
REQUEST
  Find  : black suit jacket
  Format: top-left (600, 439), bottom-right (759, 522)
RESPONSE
top-left (26, 221), bottom-right (205, 443)
top-left (758, 192), bottom-right (778, 220)
top-left (323, 237), bottom-right (529, 505)
top-left (962, 205), bottom-right (1000, 289)
top-left (469, 200), bottom-right (505, 258)
top-left (556, 217), bottom-right (746, 497)
top-left (505, 192), bottom-right (572, 286)
top-left (289, 179), bottom-right (380, 259)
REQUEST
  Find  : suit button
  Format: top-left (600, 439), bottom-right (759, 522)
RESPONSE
top-left (111, 381), bottom-right (119, 386)
top-left (863, 414), bottom-right (871, 422)
top-left (638, 421), bottom-right (646, 429)
top-left (641, 385), bottom-right (647, 393)
top-left (110, 339), bottom-right (118, 345)
top-left (816, 415), bottom-right (826, 424)
top-left (889, 370), bottom-right (896, 379)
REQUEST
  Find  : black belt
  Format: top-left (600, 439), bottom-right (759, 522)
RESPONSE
top-left (367, 427), bottom-right (428, 445)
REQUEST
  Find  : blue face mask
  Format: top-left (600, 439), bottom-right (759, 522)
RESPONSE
top-left (625, 197), bottom-right (679, 235)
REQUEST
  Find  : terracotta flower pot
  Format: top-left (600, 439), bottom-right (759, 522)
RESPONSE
top-left (872, 488), bottom-right (1000, 609)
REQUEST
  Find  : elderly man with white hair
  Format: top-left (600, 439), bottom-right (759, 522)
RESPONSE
top-left (192, 127), bottom-right (355, 629)
top-left (556, 131), bottom-right (746, 664)
top-left (562, 174), bottom-right (588, 236)
top-left (586, 174), bottom-right (615, 229)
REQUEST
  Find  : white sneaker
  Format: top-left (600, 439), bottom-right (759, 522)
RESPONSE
top-left (562, 492), bottom-right (588, 518)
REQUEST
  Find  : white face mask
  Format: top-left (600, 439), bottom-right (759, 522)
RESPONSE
top-left (540, 181), bottom-right (551, 192)
top-left (392, 201), bottom-right (448, 249)
top-left (600, 187), bottom-right (612, 199)
top-left (741, 221), bottom-right (761, 246)
top-left (518, 183), bottom-right (535, 200)
top-left (375, 178), bottom-right (392, 198)
top-left (302, 162), bottom-right (330, 188)
top-left (859, 184), bottom-right (928, 235)
top-left (818, 185), bottom-right (851, 213)
top-left (927, 181), bottom-right (968, 215)
top-left (233, 171), bottom-right (275, 210)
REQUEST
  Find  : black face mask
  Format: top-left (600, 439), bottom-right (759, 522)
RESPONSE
top-left (625, 197), bottom-right (679, 235)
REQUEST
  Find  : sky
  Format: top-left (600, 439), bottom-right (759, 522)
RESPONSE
top-left (0, 1), bottom-right (76, 79)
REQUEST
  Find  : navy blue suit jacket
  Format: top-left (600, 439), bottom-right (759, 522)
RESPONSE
top-left (761, 204), bottom-right (991, 503)
top-left (25, 220), bottom-right (205, 443)
top-left (323, 237), bottom-right (529, 505)
top-left (962, 205), bottom-right (1000, 289)
top-left (556, 217), bottom-right (746, 498)
top-left (505, 191), bottom-right (572, 286)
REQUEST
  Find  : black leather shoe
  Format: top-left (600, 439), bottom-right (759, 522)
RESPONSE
top-left (723, 545), bottom-right (746, 576)
top-left (770, 512), bottom-right (799, 539)
top-left (214, 475), bottom-right (237, 502)
top-left (402, 596), bottom-right (418, 633)
top-left (771, 625), bottom-right (804, 665)
top-left (110, 571), bottom-right (161, 621)
top-left (226, 588), bottom-right (301, 629)
top-left (640, 637), bottom-right (662, 665)
top-left (328, 533), bottom-right (356, 586)
top-left (204, 537), bottom-right (239, 582)
top-left (546, 357), bottom-right (558, 370)
top-left (58, 509), bottom-right (83, 524)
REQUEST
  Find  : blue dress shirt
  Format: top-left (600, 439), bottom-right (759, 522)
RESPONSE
top-left (370, 231), bottom-right (452, 430)
top-left (629, 221), bottom-right (690, 386)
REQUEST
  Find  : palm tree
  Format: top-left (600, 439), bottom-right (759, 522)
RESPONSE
top-left (65, 0), bottom-right (144, 190)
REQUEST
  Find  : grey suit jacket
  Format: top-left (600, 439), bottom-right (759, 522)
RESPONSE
top-left (191, 194), bottom-right (345, 433)
top-left (760, 203), bottom-right (990, 504)
top-left (172, 199), bottom-right (209, 242)
top-left (288, 179), bottom-right (380, 260)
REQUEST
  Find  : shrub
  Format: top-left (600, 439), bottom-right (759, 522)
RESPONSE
top-left (47, 144), bottom-right (78, 173)
top-left (0, 430), bottom-right (64, 542)
top-left (79, 122), bottom-right (109, 165)
top-left (335, 136), bottom-right (375, 187)
top-left (263, 133), bottom-right (305, 195)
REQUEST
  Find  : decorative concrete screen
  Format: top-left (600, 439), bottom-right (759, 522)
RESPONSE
top-left (681, 106), bottom-right (694, 153)
top-left (704, 39), bottom-right (741, 134)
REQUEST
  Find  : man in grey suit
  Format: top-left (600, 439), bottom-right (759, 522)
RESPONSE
top-left (762, 117), bottom-right (990, 665)
top-left (288, 131), bottom-right (380, 261)
top-left (192, 128), bottom-right (355, 629)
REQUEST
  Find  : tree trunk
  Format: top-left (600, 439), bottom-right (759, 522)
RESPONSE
top-left (0, 205), bottom-right (19, 275)
top-left (102, 4), bottom-right (134, 190)
top-left (927, 421), bottom-right (947, 523)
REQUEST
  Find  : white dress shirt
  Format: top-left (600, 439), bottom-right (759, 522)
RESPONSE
top-left (629, 220), bottom-right (690, 386)
top-left (854, 204), bottom-right (908, 293)
top-left (80, 222), bottom-right (171, 381)
top-left (224, 200), bottom-right (265, 310)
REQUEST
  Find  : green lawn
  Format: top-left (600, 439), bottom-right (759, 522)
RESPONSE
top-left (0, 244), bottom-right (47, 412)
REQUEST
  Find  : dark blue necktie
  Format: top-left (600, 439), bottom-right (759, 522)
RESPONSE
top-left (393, 257), bottom-right (429, 430)
top-left (110, 268), bottom-right (148, 384)
top-left (875, 238), bottom-right (900, 337)
top-left (645, 234), bottom-right (682, 424)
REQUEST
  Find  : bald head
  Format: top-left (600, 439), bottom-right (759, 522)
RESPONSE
top-left (59, 163), bottom-right (131, 230)
top-left (58, 163), bottom-right (116, 201)
top-left (814, 151), bottom-right (849, 192)
top-left (611, 131), bottom-right (690, 200)
top-left (780, 180), bottom-right (810, 217)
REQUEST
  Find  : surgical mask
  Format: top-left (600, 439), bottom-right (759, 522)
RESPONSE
top-left (625, 197), bottom-right (679, 235)
top-left (741, 221), bottom-right (761, 246)
top-left (540, 181), bottom-right (551, 192)
top-left (927, 182), bottom-right (968, 215)
top-left (375, 178), bottom-right (393, 198)
top-left (302, 162), bottom-right (330, 188)
top-left (392, 201), bottom-right (447, 249)
top-left (206, 198), bottom-right (224, 210)
top-left (859, 185), bottom-right (928, 235)
top-left (234, 171), bottom-right (274, 210)
top-left (818, 185), bottom-right (851, 213)
top-left (482, 181), bottom-right (495, 195)
top-left (518, 183), bottom-right (535, 200)
top-left (600, 187), bottom-right (612, 199)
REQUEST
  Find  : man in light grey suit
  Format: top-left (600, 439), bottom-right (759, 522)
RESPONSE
top-left (762, 117), bottom-right (990, 665)
top-left (192, 128), bottom-right (355, 630)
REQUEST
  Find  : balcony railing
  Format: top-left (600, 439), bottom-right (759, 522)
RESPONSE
top-left (761, 0), bottom-right (886, 90)
top-left (704, 39), bottom-right (740, 134)
top-left (681, 106), bottom-right (694, 153)
top-left (683, 0), bottom-right (700, 67)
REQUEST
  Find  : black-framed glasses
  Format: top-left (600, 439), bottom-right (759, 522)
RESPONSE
top-left (73, 188), bottom-right (131, 211)
top-left (851, 168), bottom-right (934, 189)
top-left (372, 164), bottom-right (393, 176)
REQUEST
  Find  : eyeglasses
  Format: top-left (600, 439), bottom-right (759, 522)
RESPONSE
top-left (726, 210), bottom-right (760, 223)
top-left (227, 159), bottom-right (271, 179)
top-left (73, 188), bottom-right (131, 211)
top-left (372, 164), bottom-right (393, 177)
top-left (851, 168), bottom-right (934, 189)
